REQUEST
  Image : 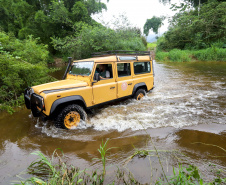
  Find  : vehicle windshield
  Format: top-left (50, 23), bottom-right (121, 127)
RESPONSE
top-left (69, 61), bottom-right (94, 76)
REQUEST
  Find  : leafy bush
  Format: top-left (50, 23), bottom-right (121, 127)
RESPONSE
top-left (156, 36), bottom-right (168, 52)
top-left (0, 31), bottom-right (52, 113)
top-left (0, 32), bottom-right (49, 64)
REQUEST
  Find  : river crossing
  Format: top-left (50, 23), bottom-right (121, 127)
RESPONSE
top-left (0, 60), bottom-right (225, 183)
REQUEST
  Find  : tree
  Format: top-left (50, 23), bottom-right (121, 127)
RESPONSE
top-left (157, 1), bottom-right (226, 50)
top-left (51, 23), bottom-right (146, 59)
top-left (143, 16), bottom-right (164, 36)
top-left (0, 0), bottom-right (107, 53)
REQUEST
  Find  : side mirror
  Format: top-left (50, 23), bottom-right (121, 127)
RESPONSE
top-left (93, 73), bottom-right (100, 82)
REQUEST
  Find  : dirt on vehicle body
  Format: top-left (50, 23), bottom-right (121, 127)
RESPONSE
top-left (24, 51), bottom-right (154, 129)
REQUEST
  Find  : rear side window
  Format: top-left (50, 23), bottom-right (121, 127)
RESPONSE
top-left (117, 63), bottom-right (131, 77)
top-left (134, 62), bottom-right (151, 74)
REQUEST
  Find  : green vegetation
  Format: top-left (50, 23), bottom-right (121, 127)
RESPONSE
top-left (0, 0), bottom-right (106, 50)
top-left (147, 42), bottom-right (157, 51)
top-left (156, 49), bottom-right (192, 62)
top-left (156, 47), bottom-right (226, 62)
top-left (51, 24), bottom-right (146, 59)
top-left (155, 1), bottom-right (226, 62)
top-left (0, 31), bottom-right (54, 113)
top-left (94, 139), bottom-right (114, 179)
top-left (18, 140), bottom-right (226, 184)
top-left (193, 47), bottom-right (226, 61)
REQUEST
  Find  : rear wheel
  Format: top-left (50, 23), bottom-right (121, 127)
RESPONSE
top-left (134, 89), bottom-right (146, 100)
top-left (54, 104), bottom-right (87, 129)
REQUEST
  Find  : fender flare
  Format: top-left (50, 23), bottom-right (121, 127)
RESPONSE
top-left (50, 95), bottom-right (87, 115)
top-left (132, 82), bottom-right (147, 96)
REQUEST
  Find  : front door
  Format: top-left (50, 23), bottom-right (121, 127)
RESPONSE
top-left (92, 63), bottom-right (117, 104)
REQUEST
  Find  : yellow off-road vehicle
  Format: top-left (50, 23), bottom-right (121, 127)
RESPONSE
top-left (24, 51), bottom-right (154, 129)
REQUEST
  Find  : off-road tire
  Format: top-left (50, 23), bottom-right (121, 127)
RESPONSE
top-left (134, 89), bottom-right (146, 100)
top-left (54, 104), bottom-right (87, 129)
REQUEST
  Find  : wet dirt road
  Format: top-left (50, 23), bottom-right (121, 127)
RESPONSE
top-left (0, 60), bottom-right (225, 184)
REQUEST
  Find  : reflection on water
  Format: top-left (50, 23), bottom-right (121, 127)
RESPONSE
top-left (0, 61), bottom-right (225, 183)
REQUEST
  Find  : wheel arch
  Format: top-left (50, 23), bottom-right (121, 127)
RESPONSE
top-left (132, 82), bottom-right (147, 96)
top-left (50, 95), bottom-right (87, 117)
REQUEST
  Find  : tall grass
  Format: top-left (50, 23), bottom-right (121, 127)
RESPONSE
top-left (156, 47), bottom-right (226, 62)
top-left (156, 49), bottom-right (192, 62)
top-left (156, 51), bottom-right (169, 61)
top-left (168, 49), bottom-right (192, 62)
top-left (93, 139), bottom-right (115, 181)
top-left (193, 47), bottom-right (226, 61)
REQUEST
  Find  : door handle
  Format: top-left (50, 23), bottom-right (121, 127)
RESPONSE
top-left (128, 83), bottom-right (132, 85)
top-left (110, 86), bottom-right (115, 89)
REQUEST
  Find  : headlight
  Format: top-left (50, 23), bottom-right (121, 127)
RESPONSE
top-left (29, 88), bottom-right (34, 97)
top-left (31, 94), bottom-right (45, 110)
top-left (26, 87), bottom-right (34, 97)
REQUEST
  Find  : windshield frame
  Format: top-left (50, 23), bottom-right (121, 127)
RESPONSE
top-left (68, 61), bottom-right (94, 76)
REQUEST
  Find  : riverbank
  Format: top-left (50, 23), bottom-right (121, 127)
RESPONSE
top-left (156, 47), bottom-right (226, 62)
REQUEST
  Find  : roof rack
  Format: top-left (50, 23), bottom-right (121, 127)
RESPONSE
top-left (92, 50), bottom-right (151, 61)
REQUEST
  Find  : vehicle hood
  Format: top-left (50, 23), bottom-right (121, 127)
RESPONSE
top-left (32, 79), bottom-right (88, 94)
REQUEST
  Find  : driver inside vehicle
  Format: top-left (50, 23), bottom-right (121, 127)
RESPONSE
top-left (97, 64), bottom-right (110, 79)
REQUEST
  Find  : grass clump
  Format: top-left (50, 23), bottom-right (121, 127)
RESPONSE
top-left (156, 49), bottom-right (192, 62)
top-left (168, 49), bottom-right (192, 62)
top-left (155, 51), bottom-right (169, 61)
top-left (20, 150), bottom-right (85, 185)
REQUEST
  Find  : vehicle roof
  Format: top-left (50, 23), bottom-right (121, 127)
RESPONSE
top-left (74, 55), bottom-right (151, 63)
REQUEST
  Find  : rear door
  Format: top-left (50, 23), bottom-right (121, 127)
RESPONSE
top-left (116, 62), bottom-right (134, 98)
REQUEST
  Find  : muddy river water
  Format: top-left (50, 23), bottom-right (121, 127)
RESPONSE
top-left (0, 61), bottom-right (225, 184)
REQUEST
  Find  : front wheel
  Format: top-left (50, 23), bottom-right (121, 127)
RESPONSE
top-left (54, 104), bottom-right (87, 129)
top-left (134, 89), bottom-right (146, 100)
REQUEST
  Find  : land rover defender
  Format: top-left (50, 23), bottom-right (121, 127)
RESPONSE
top-left (24, 51), bottom-right (154, 129)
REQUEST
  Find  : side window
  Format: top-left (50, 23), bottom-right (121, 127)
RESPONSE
top-left (95, 63), bottom-right (113, 79)
top-left (134, 62), bottom-right (151, 74)
top-left (117, 63), bottom-right (131, 77)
